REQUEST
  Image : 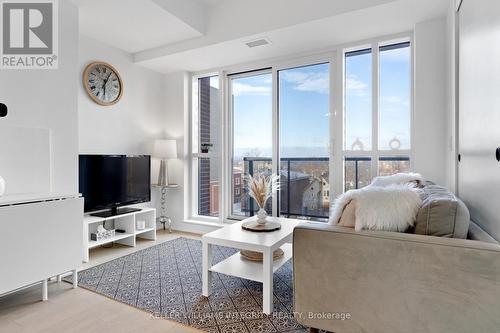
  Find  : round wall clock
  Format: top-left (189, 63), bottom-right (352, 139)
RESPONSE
top-left (83, 61), bottom-right (123, 106)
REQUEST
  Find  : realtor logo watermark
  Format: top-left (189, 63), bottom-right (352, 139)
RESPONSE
top-left (0, 0), bottom-right (58, 69)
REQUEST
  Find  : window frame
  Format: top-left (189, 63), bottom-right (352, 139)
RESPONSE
top-left (341, 36), bottom-right (414, 190)
top-left (187, 32), bottom-right (414, 224)
top-left (187, 73), bottom-right (224, 224)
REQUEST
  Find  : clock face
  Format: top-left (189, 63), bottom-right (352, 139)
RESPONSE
top-left (83, 62), bottom-right (123, 105)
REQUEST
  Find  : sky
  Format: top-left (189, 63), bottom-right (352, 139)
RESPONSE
top-left (228, 44), bottom-right (410, 159)
top-left (378, 45), bottom-right (411, 150)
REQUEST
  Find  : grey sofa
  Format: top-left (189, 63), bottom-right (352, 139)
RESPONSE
top-left (292, 187), bottom-right (500, 333)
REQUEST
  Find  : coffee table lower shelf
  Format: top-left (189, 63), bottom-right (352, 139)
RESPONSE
top-left (209, 243), bottom-right (292, 283)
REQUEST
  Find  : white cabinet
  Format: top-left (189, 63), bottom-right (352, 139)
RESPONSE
top-left (0, 195), bottom-right (83, 299)
top-left (82, 208), bottom-right (156, 262)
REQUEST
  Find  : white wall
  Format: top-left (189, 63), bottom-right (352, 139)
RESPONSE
top-left (163, 71), bottom-right (191, 231)
top-left (79, 36), bottom-right (167, 155)
top-left (0, 1), bottom-right (79, 195)
top-left (413, 17), bottom-right (448, 185)
top-left (79, 36), bottom-right (173, 227)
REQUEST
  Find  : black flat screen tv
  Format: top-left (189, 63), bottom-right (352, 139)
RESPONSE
top-left (79, 155), bottom-right (151, 217)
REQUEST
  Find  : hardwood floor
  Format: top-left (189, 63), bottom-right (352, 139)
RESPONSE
top-left (0, 230), bottom-right (202, 333)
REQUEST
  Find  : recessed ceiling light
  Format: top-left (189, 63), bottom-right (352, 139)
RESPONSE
top-left (245, 37), bottom-right (271, 48)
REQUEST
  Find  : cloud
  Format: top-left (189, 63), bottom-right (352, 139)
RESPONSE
top-left (381, 96), bottom-right (409, 106)
top-left (382, 96), bottom-right (402, 103)
top-left (280, 70), bottom-right (329, 94)
top-left (346, 75), bottom-right (368, 96)
top-left (232, 82), bottom-right (271, 96)
top-left (262, 77), bottom-right (272, 84)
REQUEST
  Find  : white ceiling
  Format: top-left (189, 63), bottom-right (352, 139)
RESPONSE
top-left (76, 0), bottom-right (203, 53)
top-left (136, 0), bottom-right (449, 73)
top-left (73, 0), bottom-right (450, 73)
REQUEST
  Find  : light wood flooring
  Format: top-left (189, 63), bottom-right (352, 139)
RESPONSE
top-left (0, 230), bottom-right (202, 333)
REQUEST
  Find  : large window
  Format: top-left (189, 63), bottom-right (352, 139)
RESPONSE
top-left (379, 42), bottom-right (411, 151)
top-left (189, 36), bottom-right (413, 223)
top-left (344, 48), bottom-right (373, 191)
top-left (345, 49), bottom-right (372, 152)
top-left (343, 41), bottom-right (411, 190)
top-left (191, 75), bottom-right (220, 218)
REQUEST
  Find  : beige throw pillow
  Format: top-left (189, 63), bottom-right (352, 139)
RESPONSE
top-left (338, 199), bottom-right (356, 228)
top-left (414, 185), bottom-right (470, 238)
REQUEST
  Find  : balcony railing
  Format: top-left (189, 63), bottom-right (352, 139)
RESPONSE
top-left (345, 156), bottom-right (410, 190)
top-left (239, 156), bottom-right (410, 220)
top-left (243, 157), bottom-right (329, 220)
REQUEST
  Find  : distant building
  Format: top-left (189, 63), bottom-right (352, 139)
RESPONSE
top-left (206, 153), bottom-right (331, 219)
top-left (207, 169), bottom-right (243, 216)
top-left (321, 178), bottom-right (330, 209)
top-left (198, 77), bottom-right (221, 217)
top-left (209, 181), bottom-right (219, 215)
top-left (280, 168), bottom-right (330, 218)
top-left (302, 177), bottom-right (330, 215)
top-left (233, 169), bottom-right (243, 204)
top-left (280, 171), bottom-right (310, 216)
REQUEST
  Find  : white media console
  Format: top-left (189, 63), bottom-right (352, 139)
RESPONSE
top-left (82, 208), bottom-right (156, 262)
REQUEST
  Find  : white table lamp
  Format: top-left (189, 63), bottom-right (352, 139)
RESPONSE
top-left (154, 139), bottom-right (177, 186)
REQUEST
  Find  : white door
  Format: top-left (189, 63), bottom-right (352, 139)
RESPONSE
top-left (458, 0), bottom-right (500, 239)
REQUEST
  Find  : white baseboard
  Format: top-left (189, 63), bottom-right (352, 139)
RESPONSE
top-left (158, 219), bottom-right (223, 234)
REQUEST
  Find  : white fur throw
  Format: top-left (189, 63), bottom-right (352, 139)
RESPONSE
top-left (329, 184), bottom-right (422, 232)
top-left (370, 172), bottom-right (424, 188)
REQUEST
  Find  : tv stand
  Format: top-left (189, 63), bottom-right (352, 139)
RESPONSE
top-left (90, 207), bottom-right (141, 218)
top-left (83, 208), bottom-right (156, 262)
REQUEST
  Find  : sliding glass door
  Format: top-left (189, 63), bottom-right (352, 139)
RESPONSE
top-left (278, 63), bottom-right (330, 219)
top-left (229, 71), bottom-right (273, 218)
top-left (227, 64), bottom-right (331, 221)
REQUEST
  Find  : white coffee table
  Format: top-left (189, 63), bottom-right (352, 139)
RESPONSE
top-left (202, 216), bottom-right (300, 314)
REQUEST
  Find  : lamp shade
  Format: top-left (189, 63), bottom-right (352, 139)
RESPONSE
top-left (154, 139), bottom-right (177, 159)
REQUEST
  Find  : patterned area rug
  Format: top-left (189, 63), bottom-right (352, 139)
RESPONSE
top-left (74, 237), bottom-right (306, 333)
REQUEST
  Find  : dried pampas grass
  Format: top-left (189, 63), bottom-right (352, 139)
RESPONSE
top-left (246, 174), bottom-right (280, 208)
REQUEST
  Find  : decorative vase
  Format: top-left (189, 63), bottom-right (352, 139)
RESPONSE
top-left (257, 207), bottom-right (268, 224)
top-left (0, 176), bottom-right (5, 196)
